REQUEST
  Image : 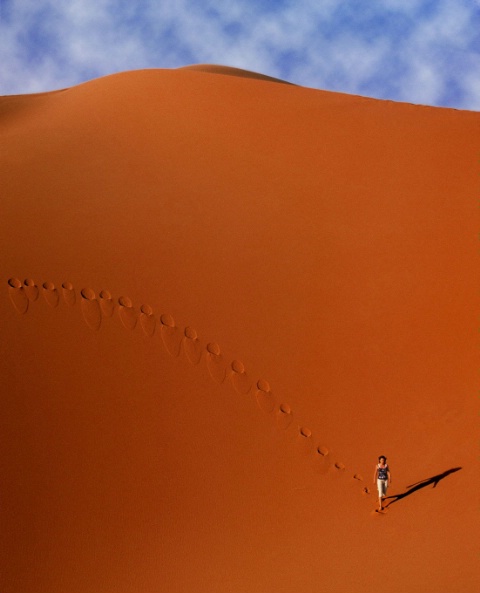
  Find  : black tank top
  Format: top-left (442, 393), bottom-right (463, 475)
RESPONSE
top-left (377, 464), bottom-right (388, 480)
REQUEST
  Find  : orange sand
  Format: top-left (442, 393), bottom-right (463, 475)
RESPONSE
top-left (1, 66), bottom-right (479, 593)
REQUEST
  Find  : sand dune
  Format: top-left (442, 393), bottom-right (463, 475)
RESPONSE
top-left (1, 66), bottom-right (479, 593)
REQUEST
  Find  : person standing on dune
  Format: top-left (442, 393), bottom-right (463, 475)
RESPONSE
top-left (374, 456), bottom-right (391, 511)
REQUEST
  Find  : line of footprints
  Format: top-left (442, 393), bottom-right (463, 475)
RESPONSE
top-left (7, 277), bottom-right (370, 494)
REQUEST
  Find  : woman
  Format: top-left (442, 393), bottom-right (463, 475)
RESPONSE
top-left (373, 455), bottom-right (391, 511)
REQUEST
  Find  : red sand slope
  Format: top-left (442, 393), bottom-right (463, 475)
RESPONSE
top-left (1, 66), bottom-right (479, 593)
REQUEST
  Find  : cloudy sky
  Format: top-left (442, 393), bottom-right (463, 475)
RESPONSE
top-left (1, 0), bottom-right (479, 110)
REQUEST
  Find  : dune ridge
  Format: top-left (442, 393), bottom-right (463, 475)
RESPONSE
top-left (179, 64), bottom-right (294, 85)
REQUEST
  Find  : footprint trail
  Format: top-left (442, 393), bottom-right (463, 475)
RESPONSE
top-left (6, 275), bottom-right (359, 494)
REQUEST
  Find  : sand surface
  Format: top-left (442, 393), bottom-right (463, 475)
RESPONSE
top-left (1, 66), bottom-right (479, 593)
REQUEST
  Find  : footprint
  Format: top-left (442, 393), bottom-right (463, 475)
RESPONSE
top-left (205, 342), bottom-right (226, 383)
top-left (254, 380), bottom-right (275, 413)
top-left (229, 360), bottom-right (252, 395)
top-left (23, 278), bottom-right (39, 302)
top-left (80, 288), bottom-right (101, 331)
top-left (7, 278), bottom-right (29, 314)
top-left (296, 427), bottom-right (314, 456)
top-left (255, 379), bottom-right (276, 414)
top-left (118, 296), bottom-right (137, 330)
top-left (42, 282), bottom-right (59, 308)
top-left (276, 403), bottom-right (293, 430)
top-left (332, 461), bottom-right (346, 479)
top-left (99, 290), bottom-right (115, 317)
top-left (182, 326), bottom-right (203, 365)
top-left (62, 282), bottom-right (76, 306)
top-left (139, 304), bottom-right (156, 337)
top-left (353, 474), bottom-right (363, 482)
top-left (160, 314), bottom-right (182, 356)
top-left (315, 446), bottom-right (330, 475)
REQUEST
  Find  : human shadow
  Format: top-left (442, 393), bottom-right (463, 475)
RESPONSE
top-left (383, 467), bottom-right (462, 508)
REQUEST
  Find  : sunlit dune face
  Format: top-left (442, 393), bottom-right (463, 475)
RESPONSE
top-left (0, 66), bottom-right (478, 593)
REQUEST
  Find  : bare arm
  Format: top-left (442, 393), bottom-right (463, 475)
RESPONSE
top-left (373, 467), bottom-right (378, 484)
top-left (387, 469), bottom-right (392, 484)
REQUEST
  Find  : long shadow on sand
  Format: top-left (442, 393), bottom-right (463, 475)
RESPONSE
top-left (383, 467), bottom-right (462, 508)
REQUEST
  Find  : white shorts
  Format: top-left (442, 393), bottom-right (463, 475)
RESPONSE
top-left (377, 479), bottom-right (388, 497)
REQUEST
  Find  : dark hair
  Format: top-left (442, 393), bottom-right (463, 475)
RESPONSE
top-left (378, 455), bottom-right (387, 462)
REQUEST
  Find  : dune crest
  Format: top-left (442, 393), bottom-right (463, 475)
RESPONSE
top-left (180, 63), bottom-right (294, 85)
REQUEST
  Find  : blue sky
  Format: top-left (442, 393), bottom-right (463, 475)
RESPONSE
top-left (1, 0), bottom-right (479, 110)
